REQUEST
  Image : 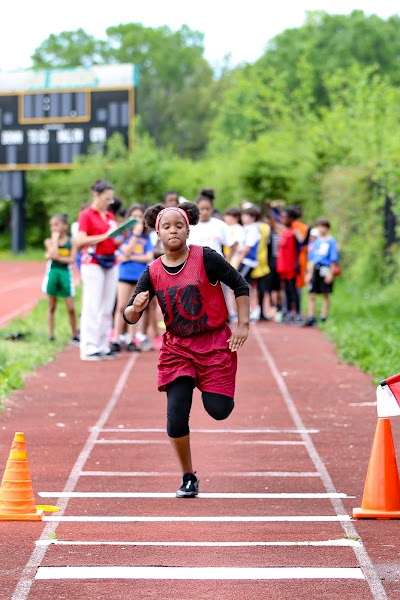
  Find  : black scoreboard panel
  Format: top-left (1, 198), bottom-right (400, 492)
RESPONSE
top-left (0, 88), bottom-right (133, 170)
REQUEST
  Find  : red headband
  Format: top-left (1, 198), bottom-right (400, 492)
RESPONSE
top-left (155, 207), bottom-right (190, 232)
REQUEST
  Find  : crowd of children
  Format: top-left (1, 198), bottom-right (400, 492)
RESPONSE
top-left (220, 199), bottom-right (340, 327)
top-left (42, 185), bottom-right (340, 357)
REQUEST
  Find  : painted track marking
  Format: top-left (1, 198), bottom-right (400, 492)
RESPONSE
top-left (39, 491), bottom-right (352, 499)
top-left (35, 566), bottom-right (365, 580)
top-left (252, 326), bottom-right (387, 599)
top-left (36, 539), bottom-right (362, 547)
top-left (44, 515), bottom-right (351, 522)
top-left (80, 470), bottom-right (320, 477)
top-left (94, 427), bottom-right (319, 433)
top-left (95, 439), bottom-right (305, 445)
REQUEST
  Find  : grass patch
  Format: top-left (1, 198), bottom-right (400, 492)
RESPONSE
top-left (0, 287), bottom-right (81, 409)
top-left (319, 279), bottom-right (400, 384)
top-left (0, 249), bottom-right (44, 261)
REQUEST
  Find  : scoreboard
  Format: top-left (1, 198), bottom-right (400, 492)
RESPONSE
top-left (0, 64), bottom-right (137, 170)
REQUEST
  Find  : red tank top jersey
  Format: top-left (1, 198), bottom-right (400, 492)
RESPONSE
top-left (149, 245), bottom-right (228, 337)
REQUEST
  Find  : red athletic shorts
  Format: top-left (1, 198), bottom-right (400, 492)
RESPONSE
top-left (157, 323), bottom-right (237, 397)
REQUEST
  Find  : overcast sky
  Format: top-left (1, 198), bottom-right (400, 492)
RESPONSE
top-left (1, 1), bottom-right (399, 72)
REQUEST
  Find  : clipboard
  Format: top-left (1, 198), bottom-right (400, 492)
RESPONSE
top-left (106, 217), bottom-right (139, 239)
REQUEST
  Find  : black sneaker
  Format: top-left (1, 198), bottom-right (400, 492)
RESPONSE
top-left (109, 342), bottom-right (121, 352)
top-left (102, 350), bottom-right (120, 360)
top-left (302, 317), bottom-right (316, 327)
top-left (81, 352), bottom-right (103, 361)
top-left (176, 473), bottom-right (199, 498)
top-left (70, 336), bottom-right (80, 346)
top-left (126, 340), bottom-right (142, 352)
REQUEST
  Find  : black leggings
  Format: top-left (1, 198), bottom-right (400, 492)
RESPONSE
top-left (166, 376), bottom-right (234, 438)
top-left (284, 277), bottom-right (299, 313)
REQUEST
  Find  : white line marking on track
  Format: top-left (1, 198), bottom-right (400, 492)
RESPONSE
top-left (95, 439), bottom-right (305, 445)
top-left (80, 471), bottom-right (319, 477)
top-left (11, 354), bottom-right (140, 600)
top-left (44, 515), bottom-right (351, 522)
top-left (253, 325), bottom-right (388, 599)
top-left (35, 566), bottom-right (365, 580)
top-left (94, 427), bottom-right (319, 433)
top-left (35, 538), bottom-right (362, 547)
top-left (96, 439), bottom-right (169, 444)
top-left (39, 491), bottom-right (352, 499)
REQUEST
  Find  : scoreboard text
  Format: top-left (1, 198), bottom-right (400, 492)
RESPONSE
top-left (0, 64), bottom-right (136, 170)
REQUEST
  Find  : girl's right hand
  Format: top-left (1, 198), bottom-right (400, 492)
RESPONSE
top-left (133, 291), bottom-right (150, 312)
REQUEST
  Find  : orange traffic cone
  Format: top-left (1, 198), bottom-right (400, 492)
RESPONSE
top-left (0, 432), bottom-right (43, 521)
top-left (353, 418), bottom-right (400, 519)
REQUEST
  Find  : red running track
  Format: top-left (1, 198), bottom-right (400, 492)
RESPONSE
top-left (0, 262), bottom-right (45, 328)
top-left (0, 263), bottom-right (399, 599)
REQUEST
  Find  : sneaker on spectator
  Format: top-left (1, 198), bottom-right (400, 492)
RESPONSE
top-left (109, 341), bottom-right (121, 352)
top-left (176, 473), bottom-right (199, 498)
top-left (293, 314), bottom-right (305, 326)
top-left (250, 306), bottom-right (261, 322)
top-left (102, 350), bottom-right (120, 359)
top-left (81, 352), bottom-right (103, 361)
top-left (140, 335), bottom-right (154, 352)
top-left (126, 340), bottom-right (141, 352)
top-left (302, 316), bottom-right (316, 327)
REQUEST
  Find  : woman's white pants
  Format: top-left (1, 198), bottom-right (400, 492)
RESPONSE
top-left (80, 264), bottom-right (118, 359)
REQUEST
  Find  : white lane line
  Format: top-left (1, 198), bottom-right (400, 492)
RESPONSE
top-left (36, 538), bottom-right (362, 547)
top-left (36, 566), bottom-right (364, 580)
top-left (253, 325), bottom-right (387, 599)
top-left (11, 354), bottom-right (140, 600)
top-left (39, 492), bottom-right (352, 499)
top-left (95, 439), bottom-right (305, 445)
top-left (80, 471), bottom-right (319, 477)
top-left (94, 427), bottom-right (319, 434)
top-left (44, 515), bottom-right (351, 522)
top-left (96, 439), bottom-right (169, 444)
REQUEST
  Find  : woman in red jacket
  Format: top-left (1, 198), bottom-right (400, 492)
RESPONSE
top-left (75, 180), bottom-right (120, 361)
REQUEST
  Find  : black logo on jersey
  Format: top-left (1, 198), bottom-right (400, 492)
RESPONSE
top-left (156, 284), bottom-right (209, 336)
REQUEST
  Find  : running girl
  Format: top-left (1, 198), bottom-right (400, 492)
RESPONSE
top-left (42, 213), bottom-right (79, 344)
top-left (123, 202), bottom-right (250, 498)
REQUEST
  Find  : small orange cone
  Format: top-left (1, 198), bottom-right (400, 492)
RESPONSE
top-left (353, 418), bottom-right (400, 519)
top-left (0, 432), bottom-right (43, 521)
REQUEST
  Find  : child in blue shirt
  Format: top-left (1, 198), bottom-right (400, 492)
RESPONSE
top-left (110, 205), bottom-right (155, 351)
top-left (304, 218), bottom-right (339, 326)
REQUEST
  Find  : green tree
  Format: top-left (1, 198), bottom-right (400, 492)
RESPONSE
top-left (258, 10), bottom-right (400, 105)
top-left (31, 23), bottom-right (217, 157)
top-left (31, 29), bottom-right (107, 68)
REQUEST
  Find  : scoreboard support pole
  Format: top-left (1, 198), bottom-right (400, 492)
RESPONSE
top-left (1, 171), bottom-right (26, 253)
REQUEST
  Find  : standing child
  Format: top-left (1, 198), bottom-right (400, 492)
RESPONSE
top-left (276, 207), bottom-right (305, 323)
top-left (124, 203), bottom-right (250, 497)
top-left (304, 218), bottom-right (339, 326)
top-left (110, 205), bottom-right (155, 352)
top-left (42, 213), bottom-right (79, 344)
